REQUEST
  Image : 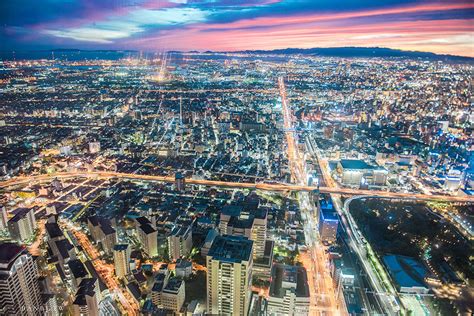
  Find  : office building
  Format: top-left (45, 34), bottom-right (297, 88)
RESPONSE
top-left (337, 159), bottom-right (387, 187)
top-left (45, 221), bottom-right (65, 256)
top-left (113, 244), bottom-right (131, 279)
top-left (67, 259), bottom-right (90, 292)
top-left (0, 243), bottom-right (43, 316)
top-left (8, 208), bottom-right (37, 242)
top-left (444, 168), bottom-right (464, 191)
top-left (206, 235), bottom-right (253, 316)
top-left (267, 264), bottom-right (310, 316)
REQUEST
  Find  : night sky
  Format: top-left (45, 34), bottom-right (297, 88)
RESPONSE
top-left (1, 0), bottom-right (473, 56)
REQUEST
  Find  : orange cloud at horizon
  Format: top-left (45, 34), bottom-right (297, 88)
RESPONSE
top-left (120, 1), bottom-right (473, 57)
top-left (127, 16), bottom-right (474, 57)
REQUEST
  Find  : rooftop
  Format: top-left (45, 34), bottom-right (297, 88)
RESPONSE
top-left (383, 255), bottom-right (428, 290)
top-left (176, 258), bottom-right (192, 269)
top-left (269, 264), bottom-right (310, 298)
top-left (163, 277), bottom-right (183, 294)
top-left (0, 242), bottom-right (25, 270)
top-left (114, 244), bottom-right (129, 252)
top-left (68, 259), bottom-right (88, 279)
top-left (9, 208), bottom-right (33, 223)
top-left (207, 235), bottom-right (253, 263)
top-left (140, 223), bottom-right (157, 235)
top-left (221, 205), bottom-right (244, 217)
top-left (320, 208), bottom-right (339, 221)
top-left (45, 222), bottom-right (63, 239)
top-left (73, 278), bottom-right (97, 306)
top-left (339, 159), bottom-right (373, 170)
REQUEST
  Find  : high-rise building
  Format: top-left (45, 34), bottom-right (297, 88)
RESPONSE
top-left (318, 199), bottom-right (338, 245)
top-left (45, 221), bottom-right (65, 256)
top-left (175, 172), bottom-right (185, 191)
top-left (41, 294), bottom-right (59, 316)
top-left (168, 224), bottom-right (192, 261)
top-left (72, 278), bottom-right (100, 316)
top-left (38, 277), bottom-right (60, 316)
top-left (151, 273), bottom-right (167, 307)
top-left (444, 168), bottom-right (464, 191)
top-left (0, 243), bottom-right (43, 316)
top-left (0, 205), bottom-right (8, 230)
top-left (138, 222), bottom-right (158, 258)
top-left (219, 206), bottom-right (267, 259)
top-left (162, 278), bottom-right (185, 313)
top-left (250, 209), bottom-right (267, 259)
top-left (67, 259), bottom-right (90, 292)
top-left (113, 244), bottom-right (131, 279)
top-left (8, 208), bottom-right (37, 242)
top-left (87, 216), bottom-right (116, 255)
top-left (267, 264), bottom-right (310, 316)
top-left (206, 235), bottom-right (253, 316)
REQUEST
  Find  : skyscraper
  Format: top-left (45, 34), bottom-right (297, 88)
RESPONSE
top-left (206, 235), bottom-right (253, 316)
top-left (113, 244), bottom-right (131, 279)
top-left (0, 243), bottom-right (43, 316)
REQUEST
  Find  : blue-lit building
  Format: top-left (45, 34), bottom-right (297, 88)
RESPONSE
top-left (318, 198), bottom-right (339, 245)
top-left (383, 255), bottom-right (429, 294)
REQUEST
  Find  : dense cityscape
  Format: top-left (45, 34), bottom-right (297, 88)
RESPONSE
top-left (0, 50), bottom-right (472, 316)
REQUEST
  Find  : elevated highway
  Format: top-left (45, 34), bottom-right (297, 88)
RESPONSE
top-left (1, 171), bottom-right (473, 203)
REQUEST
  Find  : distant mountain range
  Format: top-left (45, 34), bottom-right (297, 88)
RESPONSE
top-left (2, 47), bottom-right (472, 62)
top-left (235, 47), bottom-right (473, 62)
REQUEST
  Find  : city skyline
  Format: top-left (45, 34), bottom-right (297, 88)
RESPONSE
top-left (1, 0), bottom-right (474, 57)
top-left (0, 2), bottom-right (473, 315)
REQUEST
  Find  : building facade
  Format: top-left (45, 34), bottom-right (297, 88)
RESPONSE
top-left (206, 235), bottom-right (253, 316)
top-left (0, 243), bottom-right (43, 316)
top-left (113, 244), bottom-right (131, 279)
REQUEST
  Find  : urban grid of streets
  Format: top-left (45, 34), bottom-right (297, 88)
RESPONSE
top-left (1, 54), bottom-right (473, 316)
top-left (1, 91), bottom-right (472, 314)
top-left (278, 76), bottom-right (343, 315)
